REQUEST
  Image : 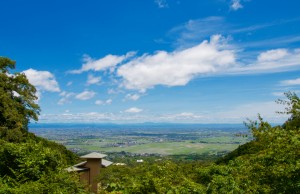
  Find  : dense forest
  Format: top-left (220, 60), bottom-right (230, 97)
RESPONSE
top-left (1, 56), bottom-right (299, 193)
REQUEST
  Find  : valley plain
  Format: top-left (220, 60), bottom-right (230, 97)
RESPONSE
top-left (30, 123), bottom-right (250, 160)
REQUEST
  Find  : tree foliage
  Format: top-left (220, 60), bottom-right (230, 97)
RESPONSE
top-left (0, 57), bottom-right (40, 139)
top-left (0, 57), bottom-right (86, 193)
top-left (99, 161), bottom-right (206, 193)
top-left (277, 91), bottom-right (300, 129)
top-left (0, 139), bottom-right (87, 194)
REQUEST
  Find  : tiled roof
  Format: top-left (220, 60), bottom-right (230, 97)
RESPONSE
top-left (80, 152), bottom-right (107, 159)
top-left (74, 161), bottom-right (87, 167)
top-left (66, 152), bottom-right (113, 172)
top-left (71, 159), bottom-right (113, 169)
top-left (102, 159), bottom-right (113, 167)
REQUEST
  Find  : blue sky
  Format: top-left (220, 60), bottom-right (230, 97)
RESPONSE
top-left (1, 0), bottom-right (300, 123)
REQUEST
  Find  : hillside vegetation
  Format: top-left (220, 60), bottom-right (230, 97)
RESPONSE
top-left (0, 57), bottom-right (87, 193)
top-left (98, 92), bottom-right (300, 193)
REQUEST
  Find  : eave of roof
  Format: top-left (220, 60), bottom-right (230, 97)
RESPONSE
top-left (80, 152), bottom-right (107, 159)
top-left (66, 166), bottom-right (89, 172)
top-left (102, 159), bottom-right (113, 167)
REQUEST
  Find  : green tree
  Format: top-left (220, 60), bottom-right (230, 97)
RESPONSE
top-left (0, 57), bottom-right (40, 140)
top-left (277, 91), bottom-right (300, 129)
top-left (0, 139), bottom-right (87, 194)
top-left (0, 57), bottom-right (85, 193)
top-left (197, 92), bottom-right (300, 193)
top-left (99, 161), bottom-right (206, 193)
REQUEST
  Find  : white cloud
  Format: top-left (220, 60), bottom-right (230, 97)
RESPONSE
top-left (40, 112), bottom-right (117, 123)
top-left (87, 74), bottom-right (101, 85)
top-left (118, 35), bottom-right (235, 90)
top-left (169, 17), bottom-right (296, 49)
top-left (169, 17), bottom-right (228, 48)
top-left (39, 100), bottom-right (289, 123)
top-left (272, 91), bottom-right (300, 98)
top-left (23, 68), bottom-right (60, 92)
top-left (66, 39), bottom-right (300, 93)
top-left (155, 0), bottom-right (168, 8)
top-left (39, 111), bottom-right (149, 123)
top-left (125, 107), bottom-right (143, 113)
top-left (230, 0), bottom-right (243, 11)
top-left (95, 98), bottom-right (112, 105)
top-left (107, 88), bottom-right (123, 95)
top-left (67, 81), bottom-right (72, 86)
top-left (231, 48), bottom-right (300, 74)
top-left (58, 91), bottom-right (75, 105)
top-left (272, 92), bottom-right (285, 97)
top-left (257, 49), bottom-right (288, 62)
top-left (106, 99), bottom-right (112, 104)
top-left (69, 52), bottom-right (136, 74)
top-left (107, 89), bottom-right (116, 94)
top-left (160, 112), bottom-right (204, 121)
top-left (280, 78), bottom-right (300, 86)
top-left (95, 100), bottom-right (104, 105)
top-left (125, 93), bottom-right (141, 101)
top-left (242, 35), bottom-right (300, 49)
top-left (75, 90), bottom-right (96, 100)
top-left (215, 101), bottom-right (287, 123)
top-left (157, 101), bottom-right (287, 123)
top-left (179, 112), bottom-right (200, 117)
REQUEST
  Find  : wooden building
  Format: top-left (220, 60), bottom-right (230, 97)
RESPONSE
top-left (66, 152), bottom-right (113, 193)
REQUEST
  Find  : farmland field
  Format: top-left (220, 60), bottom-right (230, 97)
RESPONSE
top-left (30, 123), bottom-right (250, 158)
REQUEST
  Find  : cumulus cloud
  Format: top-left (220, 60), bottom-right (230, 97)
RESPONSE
top-left (107, 88), bottom-right (123, 95)
top-left (69, 52), bottom-right (136, 74)
top-left (58, 91), bottom-right (75, 105)
top-left (106, 99), bottom-right (113, 104)
top-left (154, 0), bottom-right (168, 8)
top-left (95, 98), bottom-right (112, 105)
top-left (232, 48), bottom-right (300, 74)
top-left (87, 74), bottom-right (101, 85)
top-left (280, 78), bottom-right (300, 86)
top-left (95, 100), bottom-right (104, 105)
top-left (39, 111), bottom-right (151, 123)
top-left (117, 35), bottom-right (235, 90)
top-left (257, 49), bottom-right (288, 62)
top-left (40, 112), bottom-right (117, 123)
top-left (125, 93), bottom-right (141, 101)
top-left (67, 37), bottom-right (300, 94)
top-left (230, 0), bottom-right (243, 11)
top-left (160, 112), bottom-right (204, 121)
top-left (125, 107), bottom-right (143, 113)
top-left (75, 90), bottom-right (96, 100)
top-left (23, 68), bottom-right (60, 92)
top-left (39, 100), bottom-right (288, 123)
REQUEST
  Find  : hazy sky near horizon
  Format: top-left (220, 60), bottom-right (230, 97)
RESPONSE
top-left (1, 0), bottom-right (300, 123)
